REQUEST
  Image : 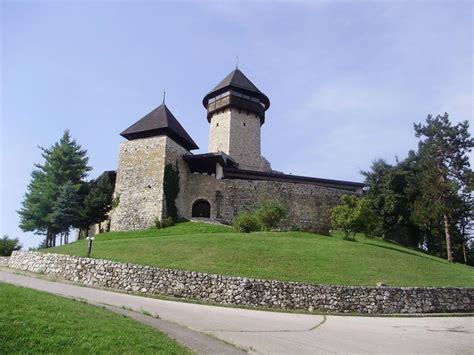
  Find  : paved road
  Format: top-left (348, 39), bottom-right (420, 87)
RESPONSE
top-left (1, 269), bottom-right (473, 354)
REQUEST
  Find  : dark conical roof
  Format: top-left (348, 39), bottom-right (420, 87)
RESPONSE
top-left (120, 104), bottom-right (199, 151)
top-left (202, 68), bottom-right (270, 109)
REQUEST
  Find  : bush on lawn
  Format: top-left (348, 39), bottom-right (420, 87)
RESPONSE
top-left (255, 201), bottom-right (288, 231)
top-left (233, 213), bottom-right (260, 233)
top-left (154, 216), bottom-right (175, 229)
top-left (330, 195), bottom-right (372, 240)
top-left (1, 235), bottom-right (22, 256)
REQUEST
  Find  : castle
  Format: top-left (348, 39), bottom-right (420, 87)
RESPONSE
top-left (107, 68), bottom-right (364, 233)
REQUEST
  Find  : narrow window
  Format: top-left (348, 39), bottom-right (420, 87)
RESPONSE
top-left (243, 122), bottom-right (246, 126)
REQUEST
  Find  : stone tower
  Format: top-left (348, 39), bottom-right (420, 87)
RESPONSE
top-left (109, 104), bottom-right (198, 231)
top-left (202, 69), bottom-right (270, 171)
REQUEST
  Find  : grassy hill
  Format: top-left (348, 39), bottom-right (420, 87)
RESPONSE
top-left (49, 221), bottom-right (474, 287)
top-left (0, 283), bottom-right (190, 354)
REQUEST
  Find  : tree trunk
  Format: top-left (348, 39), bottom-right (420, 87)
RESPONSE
top-left (443, 213), bottom-right (454, 262)
top-left (47, 230), bottom-right (52, 248)
top-left (462, 243), bottom-right (467, 264)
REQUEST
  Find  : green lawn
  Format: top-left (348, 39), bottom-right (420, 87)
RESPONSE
top-left (49, 222), bottom-right (474, 287)
top-left (0, 283), bottom-right (191, 354)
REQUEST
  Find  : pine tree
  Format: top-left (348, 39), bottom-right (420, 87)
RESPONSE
top-left (19, 130), bottom-right (91, 247)
top-left (413, 113), bottom-right (474, 262)
top-left (51, 182), bottom-right (81, 244)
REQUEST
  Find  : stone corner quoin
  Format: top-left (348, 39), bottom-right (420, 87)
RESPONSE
top-left (7, 251), bottom-right (474, 315)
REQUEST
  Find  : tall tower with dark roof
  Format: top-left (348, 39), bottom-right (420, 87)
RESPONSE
top-left (202, 69), bottom-right (270, 171)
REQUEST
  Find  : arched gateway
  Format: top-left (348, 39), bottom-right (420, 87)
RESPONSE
top-left (192, 199), bottom-right (211, 218)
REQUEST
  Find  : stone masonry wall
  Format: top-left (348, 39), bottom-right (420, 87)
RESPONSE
top-left (179, 171), bottom-right (355, 233)
top-left (110, 136), bottom-right (171, 231)
top-left (208, 109), bottom-right (263, 171)
top-left (8, 251), bottom-right (474, 314)
top-left (108, 130), bottom-right (356, 232)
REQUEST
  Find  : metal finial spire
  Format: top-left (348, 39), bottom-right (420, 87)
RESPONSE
top-left (162, 91), bottom-right (166, 105)
top-left (236, 56), bottom-right (239, 69)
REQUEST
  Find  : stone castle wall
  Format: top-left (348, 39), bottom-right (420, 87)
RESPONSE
top-left (208, 109), bottom-right (263, 171)
top-left (108, 136), bottom-right (356, 233)
top-left (110, 136), bottom-right (168, 231)
top-left (115, 137), bottom-right (358, 232)
top-left (8, 251), bottom-right (474, 314)
top-left (178, 171), bottom-right (354, 233)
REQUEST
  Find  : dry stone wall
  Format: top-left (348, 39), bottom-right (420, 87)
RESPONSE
top-left (8, 251), bottom-right (474, 314)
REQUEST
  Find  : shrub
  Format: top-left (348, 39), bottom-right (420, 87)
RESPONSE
top-left (233, 213), bottom-right (260, 233)
top-left (1, 235), bottom-right (22, 256)
top-left (330, 195), bottom-right (373, 240)
top-left (255, 201), bottom-right (288, 231)
top-left (154, 216), bottom-right (175, 229)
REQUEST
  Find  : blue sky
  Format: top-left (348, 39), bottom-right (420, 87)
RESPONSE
top-left (1, 1), bottom-right (472, 249)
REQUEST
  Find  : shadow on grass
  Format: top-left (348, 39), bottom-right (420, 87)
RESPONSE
top-left (364, 242), bottom-right (448, 265)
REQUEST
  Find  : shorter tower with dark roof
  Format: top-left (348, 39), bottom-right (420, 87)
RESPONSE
top-left (110, 103), bottom-right (198, 231)
top-left (120, 104), bottom-right (198, 150)
top-left (203, 69), bottom-right (270, 171)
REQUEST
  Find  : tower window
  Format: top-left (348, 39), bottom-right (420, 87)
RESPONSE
top-left (216, 123), bottom-right (219, 127)
top-left (243, 122), bottom-right (246, 126)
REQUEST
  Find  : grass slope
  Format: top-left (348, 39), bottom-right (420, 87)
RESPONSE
top-left (0, 283), bottom-right (190, 354)
top-left (50, 222), bottom-right (474, 287)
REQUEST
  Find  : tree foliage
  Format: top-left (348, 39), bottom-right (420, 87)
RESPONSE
top-left (330, 195), bottom-right (371, 240)
top-left (18, 130), bottom-right (91, 247)
top-left (51, 182), bottom-right (82, 239)
top-left (361, 113), bottom-right (473, 263)
top-left (1, 235), bottom-right (22, 256)
top-left (163, 163), bottom-right (180, 219)
top-left (82, 173), bottom-right (114, 232)
top-left (255, 201), bottom-right (288, 230)
top-left (412, 113), bottom-right (473, 262)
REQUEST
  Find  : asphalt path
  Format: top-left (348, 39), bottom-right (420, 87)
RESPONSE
top-left (1, 269), bottom-right (472, 354)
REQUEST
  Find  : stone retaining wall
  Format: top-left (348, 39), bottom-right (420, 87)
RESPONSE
top-left (8, 251), bottom-right (474, 314)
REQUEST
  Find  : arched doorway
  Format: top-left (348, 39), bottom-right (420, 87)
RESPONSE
top-left (192, 199), bottom-right (211, 218)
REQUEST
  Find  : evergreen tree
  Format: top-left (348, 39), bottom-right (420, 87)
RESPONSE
top-left (413, 113), bottom-right (473, 262)
top-left (50, 181), bottom-right (81, 244)
top-left (19, 130), bottom-right (91, 247)
top-left (362, 156), bottom-right (421, 246)
top-left (82, 174), bottom-right (114, 233)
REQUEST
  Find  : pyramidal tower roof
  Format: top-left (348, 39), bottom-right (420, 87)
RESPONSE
top-left (202, 68), bottom-right (270, 109)
top-left (120, 104), bottom-right (199, 151)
